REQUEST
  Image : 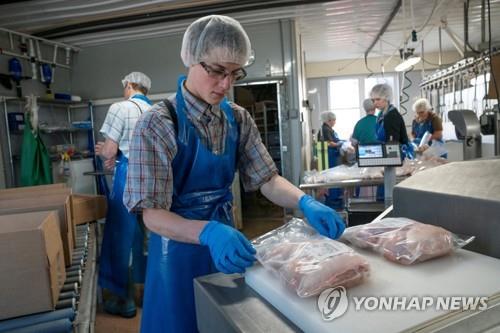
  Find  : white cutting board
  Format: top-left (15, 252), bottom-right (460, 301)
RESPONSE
top-left (245, 249), bottom-right (500, 333)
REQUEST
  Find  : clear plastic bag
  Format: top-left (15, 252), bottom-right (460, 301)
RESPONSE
top-left (342, 217), bottom-right (474, 265)
top-left (303, 164), bottom-right (384, 184)
top-left (422, 140), bottom-right (448, 158)
top-left (252, 218), bottom-right (370, 297)
top-left (395, 157), bottom-right (447, 177)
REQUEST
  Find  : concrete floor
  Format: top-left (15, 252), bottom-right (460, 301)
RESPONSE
top-left (95, 199), bottom-right (286, 333)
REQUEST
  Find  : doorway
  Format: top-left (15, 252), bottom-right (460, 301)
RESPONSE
top-left (233, 81), bottom-right (285, 236)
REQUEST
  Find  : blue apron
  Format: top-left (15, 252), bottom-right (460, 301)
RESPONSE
top-left (98, 151), bottom-right (147, 298)
top-left (325, 131), bottom-right (343, 208)
top-left (98, 95), bottom-right (151, 298)
top-left (412, 118), bottom-right (434, 146)
top-left (412, 118), bottom-right (447, 158)
top-left (140, 76), bottom-right (239, 333)
top-left (376, 106), bottom-right (414, 160)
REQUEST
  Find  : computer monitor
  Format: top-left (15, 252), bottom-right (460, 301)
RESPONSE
top-left (356, 143), bottom-right (403, 167)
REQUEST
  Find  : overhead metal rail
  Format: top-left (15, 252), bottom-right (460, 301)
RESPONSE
top-left (35, 0), bottom-right (333, 39)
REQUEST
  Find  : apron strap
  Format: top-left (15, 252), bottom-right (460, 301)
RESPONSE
top-left (163, 99), bottom-right (178, 134)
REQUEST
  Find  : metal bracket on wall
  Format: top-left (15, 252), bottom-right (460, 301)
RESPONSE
top-left (0, 27), bottom-right (80, 71)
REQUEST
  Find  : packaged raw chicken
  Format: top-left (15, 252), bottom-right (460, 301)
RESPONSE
top-left (252, 218), bottom-right (370, 297)
top-left (342, 217), bottom-right (474, 265)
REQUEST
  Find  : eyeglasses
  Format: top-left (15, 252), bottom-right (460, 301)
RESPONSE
top-left (371, 98), bottom-right (384, 102)
top-left (200, 62), bottom-right (247, 82)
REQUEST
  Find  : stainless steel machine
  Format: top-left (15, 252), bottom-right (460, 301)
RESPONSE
top-left (448, 109), bottom-right (483, 160)
top-left (394, 158), bottom-right (500, 259)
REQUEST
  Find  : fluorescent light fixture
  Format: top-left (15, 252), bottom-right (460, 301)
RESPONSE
top-left (395, 56), bottom-right (421, 72)
top-left (308, 88), bottom-right (318, 94)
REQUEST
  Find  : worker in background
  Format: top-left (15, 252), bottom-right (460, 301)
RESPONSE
top-left (318, 110), bottom-right (343, 208)
top-left (351, 98), bottom-right (378, 146)
top-left (351, 98), bottom-right (378, 199)
top-left (96, 72), bottom-right (153, 318)
top-left (370, 83), bottom-right (413, 158)
top-left (124, 15), bottom-right (345, 333)
top-left (411, 98), bottom-right (446, 157)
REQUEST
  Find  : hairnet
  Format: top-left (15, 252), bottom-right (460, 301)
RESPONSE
top-left (363, 98), bottom-right (375, 112)
top-left (121, 72), bottom-right (151, 91)
top-left (180, 15), bottom-right (252, 67)
top-left (370, 83), bottom-right (392, 102)
top-left (320, 111), bottom-right (336, 122)
top-left (413, 98), bottom-right (432, 112)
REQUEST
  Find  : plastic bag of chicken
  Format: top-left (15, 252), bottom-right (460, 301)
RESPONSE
top-left (342, 217), bottom-right (474, 265)
top-left (252, 218), bottom-right (370, 298)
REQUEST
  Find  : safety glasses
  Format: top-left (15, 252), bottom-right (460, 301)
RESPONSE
top-left (200, 62), bottom-right (247, 82)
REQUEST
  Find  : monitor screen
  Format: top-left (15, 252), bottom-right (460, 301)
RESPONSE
top-left (358, 144), bottom-right (384, 159)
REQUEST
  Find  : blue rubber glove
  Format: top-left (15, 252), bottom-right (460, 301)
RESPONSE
top-left (199, 221), bottom-right (256, 274)
top-left (298, 194), bottom-right (346, 239)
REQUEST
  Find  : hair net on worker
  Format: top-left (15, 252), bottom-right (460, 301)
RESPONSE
top-left (180, 15), bottom-right (252, 67)
top-left (363, 98), bottom-right (375, 112)
top-left (320, 111), bottom-right (336, 122)
top-left (121, 72), bottom-right (151, 91)
top-left (370, 83), bottom-right (392, 102)
top-left (413, 98), bottom-right (432, 112)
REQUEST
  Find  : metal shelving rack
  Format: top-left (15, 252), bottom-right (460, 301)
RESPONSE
top-left (1, 96), bottom-right (95, 188)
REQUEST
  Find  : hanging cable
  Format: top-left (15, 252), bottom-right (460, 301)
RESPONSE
top-left (400, 66), bottom-right (413, 116)
top-left (465, 0), bottom-right (481, 54)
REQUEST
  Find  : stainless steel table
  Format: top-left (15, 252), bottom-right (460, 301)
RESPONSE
top-left (194, 273), bottom-right (300, 333)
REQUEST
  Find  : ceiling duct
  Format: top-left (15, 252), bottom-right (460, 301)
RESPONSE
top-left (36, 0), bottom-right (332, 39)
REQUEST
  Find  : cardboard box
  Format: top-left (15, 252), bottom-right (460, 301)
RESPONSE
top-left (71, 194), bottom-right (107, 225)
top-left (0, 211), bottom-right (66, 320)
top-left (0, 183), bottom-right (67, 199)
top-left (0, 193), bottom-right (74, 266)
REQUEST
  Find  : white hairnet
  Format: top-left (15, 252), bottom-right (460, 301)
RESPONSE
top-left (370, 83), bottom-right (392, 102)
top-left (413, 98), bottom-right (432, 112)
top-left (363, 98), bottom-right (375, 112)
top-left (180, 15), bottom-right (252, 67)
top-left (320, 111), bottom-right (336, 122)
top-left (121, 72), bottom-right (151, 91)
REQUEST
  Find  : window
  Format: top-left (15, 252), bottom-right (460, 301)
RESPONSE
top-left (328, 78), bottom-right (359, 139)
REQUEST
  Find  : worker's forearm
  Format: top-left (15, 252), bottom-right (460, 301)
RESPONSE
top-left (432, 130), bottom-right (443, 141)
top-left (96, 139), bottom-right (118, 160)
top-left (100, 144), bottom-right (117, 160)
top-left (143, 208), bottom-right (209, 244)
top-left (260, 174), bottom-right (305, 209)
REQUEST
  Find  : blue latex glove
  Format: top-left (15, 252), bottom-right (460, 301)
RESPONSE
top-left (199, 221), bottom-right (256, 274)
top-left (298, 194), bottom-right (346, 239)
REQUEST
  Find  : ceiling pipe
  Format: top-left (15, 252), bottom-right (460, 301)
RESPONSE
top-left (36, 0), bottom-right (331, 39)
top-left (364, 0), bottom-right (402, 60)
top-left (440, 17), bottom-right (465, 58)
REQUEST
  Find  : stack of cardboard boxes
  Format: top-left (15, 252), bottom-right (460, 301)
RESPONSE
top-left (0, 184), bottom-right (107, 320)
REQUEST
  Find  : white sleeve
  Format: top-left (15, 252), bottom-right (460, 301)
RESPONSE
top-left (100, 103), bottom-right (125, 143)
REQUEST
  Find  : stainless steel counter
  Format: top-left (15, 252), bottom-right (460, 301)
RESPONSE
top-left (194, 273), bottom-right (300, 333)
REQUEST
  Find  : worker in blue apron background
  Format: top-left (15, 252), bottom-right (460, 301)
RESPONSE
top-left (370, 83), bottom-right (413, 200)
top-left (124, 15), bottom-right (346, 333)
top-left (371, 83), bottom-right (414, 159)
top-left (96, 72), bottom-right (153, 318)
top-left (411, 98), bottom-right (447, 158)
top-left (318, 110), bottom-right (343, 209)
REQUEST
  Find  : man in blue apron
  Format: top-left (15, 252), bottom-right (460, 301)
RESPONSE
top-left (411, 98), bottom-right (446, 158)
top-left (123, 15), bottom-right (346, 333)
top-left (96, 72), bottom-right (153, 318)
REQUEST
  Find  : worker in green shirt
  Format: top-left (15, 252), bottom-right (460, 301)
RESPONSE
top-left (351, 98), bottom-right (378, 146)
